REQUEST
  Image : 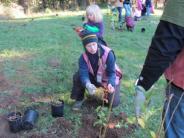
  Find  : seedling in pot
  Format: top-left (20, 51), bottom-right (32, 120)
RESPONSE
top-left (51, 99), bottom-right (64, 106)
top-left (8, 113), bottom-right (20, 120)
top-left (7, 107), bottom-right (23, 133)
top-left (50, 96), bottom-right (64, 117)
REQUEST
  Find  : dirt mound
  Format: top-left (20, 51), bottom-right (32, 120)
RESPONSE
top-left (82, 97), bottom-right (103, 113)
top-left (78, 113), bottom-right (135, 138)
top-left (78, 114), bottom-right (99, 138)
top-left (0, 72), bottom-right (10, 91)
top-left (105, 114), bottom-right (135, 138)
top-left (25, 117), bottom-right (73, 138)
top-left (47, 117), bottom-right (73, 138)
top-left (0, 116), bottom-right (15, 138)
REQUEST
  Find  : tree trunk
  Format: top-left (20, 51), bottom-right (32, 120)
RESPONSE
top-left (154, 0), bottom-right (158, 9)
top-left (59, 0), bottom-right (65, 10)
top-left (18, 0), bottom-right (29, 14)
top-left (42, 0), bottom-right (47, 9)
top-left (74, 0), bottom-right (79, 10)
top-left (51, 0), bottom-right (57, 9)
top-left (80, 0), bottom-right (90, 8)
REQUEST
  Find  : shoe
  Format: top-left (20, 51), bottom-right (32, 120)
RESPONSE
top-left (72, 100), bottom-right (84, 111)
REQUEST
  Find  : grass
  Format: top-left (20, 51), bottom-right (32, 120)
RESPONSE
top-left (0, 9), bottom-right (166, 137)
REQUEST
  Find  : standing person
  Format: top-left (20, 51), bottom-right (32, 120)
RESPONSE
top-left (134, 0), bottom-right (184, 137)
top-left (133, 0), bottom-right (142, 21)
top-left (136, 0), bottom-right (143, 11)
top-left (83, 4), bottom-right (106, 45)
top-left (108, 0), bottom-right (118, 30)
top-left (145, 0), bottom-right (151, 16)
top-left (115, 0), bottom-right (124, 29)
top-left (71, 30), bottom-right (122, 111)
top-left (123, 0), bottom-right (132, 17)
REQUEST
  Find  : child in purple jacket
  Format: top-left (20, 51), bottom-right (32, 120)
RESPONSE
top-left (125, 16), bottom-right (135, 32)
top-left (83, 4), bottom-right (106, 45)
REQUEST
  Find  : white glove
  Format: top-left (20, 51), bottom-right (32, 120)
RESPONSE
top-left (86, 83), bottom-right (96, 95)
top-left (134, 85), bottom-right (146, 117)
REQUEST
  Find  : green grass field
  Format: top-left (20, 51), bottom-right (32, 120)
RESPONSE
top-left (0, 10), bottom-right (166, 137)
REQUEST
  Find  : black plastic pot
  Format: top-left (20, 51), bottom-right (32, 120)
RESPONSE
top-left (7, 112), bottom-right (23, 133)
top-left (22, 108), bottom-right (39, 130)
top-left (141, 27), bottom-right (146, 33)
top-left (51, 100), bottom-right (64, 117)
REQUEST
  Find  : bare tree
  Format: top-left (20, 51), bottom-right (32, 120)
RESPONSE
top-left (18, 0), bottom-right (29, 14)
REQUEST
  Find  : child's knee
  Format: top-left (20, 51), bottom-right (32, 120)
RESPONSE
top-left (109, 95), bottom-right (121, 108)
top-left (112, 99), bottom-right (120, 108)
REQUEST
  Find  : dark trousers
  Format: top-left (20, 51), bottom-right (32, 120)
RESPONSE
top-left (163, 83), bottom-right (184, 138)
top-left (71, 72), bottom-right (121, 107)
top-left (117, 7), bottom-right (123, 23)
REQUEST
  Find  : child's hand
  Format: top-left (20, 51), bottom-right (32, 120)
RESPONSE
top-left (107, 84), bottom-right (115, 93)
top-left (74, 27), bottom-right (84, 35)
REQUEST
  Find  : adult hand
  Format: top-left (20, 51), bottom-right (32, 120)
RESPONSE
top-left (86, 83), bottom-right (97, 95)
top-left (134, 85), bottom-right (146, 117)
top-left (107, 84), bottom-right (115, 93)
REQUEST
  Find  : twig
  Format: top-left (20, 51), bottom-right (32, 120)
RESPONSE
top-left (156, 93), bottom-right (173, 137)
top-left (156, 80), bottom-right (172, 137)
top-left (101, 90), bottom-right (116, 138)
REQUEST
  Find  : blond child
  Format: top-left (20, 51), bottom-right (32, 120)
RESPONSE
top-left (83, 4), bottom-right (106, 45)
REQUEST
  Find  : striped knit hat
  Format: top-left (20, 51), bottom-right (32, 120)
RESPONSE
top-left (80, 30), bottom-right (98, 46)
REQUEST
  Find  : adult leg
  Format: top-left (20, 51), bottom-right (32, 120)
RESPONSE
top-left (117, 7), bottom-right (123, 23)
top-left (126, 4), bottom-right (131, 17)
top-left (146, 6), bottom-right (150, 16)
top-left (123, 4), bottom-right (128, 17)
top-left (107, 84), bottom-right (121, 108)
top-left (163, 84), bottom-right (184, 138)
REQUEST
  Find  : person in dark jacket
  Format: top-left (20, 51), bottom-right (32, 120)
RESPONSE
top-left (71, 30), bottom-right (122, 111)
top-left (134, 0), bottom-right (184, 137)
top-left (145, 0), bottom-right (151, 16)
top-left (115, 0), bottom-right (124, 29)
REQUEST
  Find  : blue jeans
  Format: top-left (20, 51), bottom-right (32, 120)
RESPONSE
top-left (146, 6), bottom-right (150, 16)
top-left (163, 83), bottom-right (184, 138)
top-left (117, 7), bottom-right (123, 23)
top-left (123, 4), bottom-right (131, 17)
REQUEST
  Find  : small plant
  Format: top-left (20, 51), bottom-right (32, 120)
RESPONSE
top-left (50, 95), bottom-right (62, 105)
top-left (66, 113), bottom-right (82, 137)
top-left (50, 96), bottom-right (64, 117)
top-left (94, 106), bottom-right (108, 138)
top-left (7, 112), bottom-right (21, 121)
top-left (94, 106), bottom-right (108, 127)
top-left (93, 90), bottom-right (116, 138)
top-left (7, 107), bottom-right (23, 133)
top-left (7, 107), bottom-right (19, 120)
top-left (51, 99), bottom-right (63, 106)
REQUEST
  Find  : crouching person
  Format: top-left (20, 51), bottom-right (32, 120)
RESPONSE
top-left (125, 16), bottom-right (135, 32)
top-left (71, 30), bottom-right (122, 111)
